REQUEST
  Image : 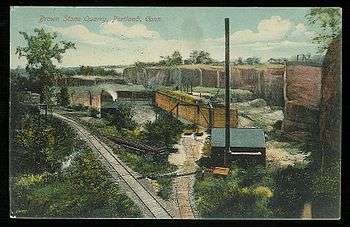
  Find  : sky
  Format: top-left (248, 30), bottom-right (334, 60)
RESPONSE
top-left (10, 7), bottom-right (321, 68)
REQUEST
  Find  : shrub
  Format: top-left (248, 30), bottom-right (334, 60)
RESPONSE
top-left (11, 150), bottom-right (141, 218)
top-left (13, 116), bottom-right (76, 174)
top-left (157, 177), bottom-right (173, 200)
top-left (104, 103), bottom-right (137, 130)
top-left (58, 86), bottom-right (70, 107)
top-left (253, 186), bottom-right (273, 199)
top-left (194, 164), bottom-right (274, 218)
top-left (112, 148), bottom-right (176, 176)
top-left (270, 166), bottom-right (311, 218)
top-left (70, 104), bottom-right (89, 111)
top-left (143, 112), bottom-right (185, 148)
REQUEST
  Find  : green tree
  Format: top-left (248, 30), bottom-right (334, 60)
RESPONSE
top-left (16, 28), bottom-right (76, 105)
top-left (58, 86), bottom-right (70, 107)
top-left (79, 65), bottom-right (94, 76)
top-left (305, 7), bottom-right (342, 52)
top-left (244, 57), bottom-right (261, 65)
top-left (171, 50), bottom-right (183, 65)
top-left (105, 103), bottom-right (136, 130)
top-left (143, 112), bottom-right (185, 148)
top-left (159, 50), bottom-right (183, 66)
top-left (187, 50), bottom-right (214, 64)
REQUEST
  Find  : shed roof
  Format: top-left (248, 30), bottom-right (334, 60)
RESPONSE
top-left (211, 128), bottom-right (266, 148)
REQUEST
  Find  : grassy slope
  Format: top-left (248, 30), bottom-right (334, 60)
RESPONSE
top-left (10, 116), bottom-right (141, 218)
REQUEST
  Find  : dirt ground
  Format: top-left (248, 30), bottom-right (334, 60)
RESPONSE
top-left (168, 132), bottom-right (208, 218)
top-left (266, 141), bottom-right (310, 168)
top-left (234, 99), bottom-right (309, 168)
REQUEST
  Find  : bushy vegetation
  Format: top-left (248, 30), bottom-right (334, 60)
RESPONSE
top-left (143, 112), bottom-right (186, 149)
top-left (16, 28), bottom-right (75, 106)
top-left (58, 86), bottom-right (70, 107)
top-left (305, 7), bottom-right (341, 52)
top-left (194, 163), bottom-right (318, 218)
top-left (104, 102), bottom-right (137, 130)
top-left (79, 65), bottom-right (119, 77)
top-left (185, 50), bottom-right (215, 65)
top-left (159, 50), bottom-right (183, 66)
top-left (10, 106), bottom-right (140, 217)
top-left (134, 50), bottom-right (216, 67)
top-left (11, 116), bottom-right (76, 175)
top-left (159, 89), bottom-right (197, 104)
top-left (89, 107), bottom-right (100, 118)
top-left (194, 164), bottom-right (274, 218)
top-left (112, 148), bottom-right (176, 177)
top-left (310, 155), bottom-right (340, 218)
top-left (68, 112), bottom-right (177, 177)
top-left (69, 104), bottom-right (90, 112)
top-left (59, 65), bottom-right (121, 77)
top-left (156, 177), bottom-right (173, 200)
top-left (270, 165), bottom-right (312, 218)
top-left (10, 149), bottom-right (141, 217)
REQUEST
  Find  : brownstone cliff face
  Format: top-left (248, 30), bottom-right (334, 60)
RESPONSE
top-left (123, 65), bottom-right (285, 106)
top-left (282, 65), bottom-right (322, 141)
top-left (263, 68), bottom-right (285, 106)
top-left (319, 37), bottom-right (341, 154)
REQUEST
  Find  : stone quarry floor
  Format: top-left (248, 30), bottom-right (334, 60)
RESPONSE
top-left (234, 99), bottom-right (310, 168)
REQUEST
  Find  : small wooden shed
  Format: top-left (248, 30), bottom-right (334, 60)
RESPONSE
top-left (210, 128), bottom-right (266, 165)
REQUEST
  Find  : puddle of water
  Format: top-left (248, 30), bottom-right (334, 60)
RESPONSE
top-left (132, 105), bottom-right (157, 128)
top-left (61, 151), bottom-right (78, 171)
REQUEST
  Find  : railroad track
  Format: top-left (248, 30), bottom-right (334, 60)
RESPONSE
top-left (53, 113), bottom-right (173, 219)
top-left (111, 137), bottom-right (167, 156)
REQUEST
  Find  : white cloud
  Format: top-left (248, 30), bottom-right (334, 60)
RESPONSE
top-left (11, 16), bottom-right (318, 68)
top-left (101, 20), bottom-right (160, 40)
top-left (46, 24), bottom-right (114, 45)
top-left (230, 16), bottom-right (292, 44)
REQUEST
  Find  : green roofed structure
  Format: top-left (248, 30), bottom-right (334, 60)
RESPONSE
top-left (210, 128), bottom-right (266, 165)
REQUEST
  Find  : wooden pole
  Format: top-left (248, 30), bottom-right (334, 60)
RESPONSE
top-left (224, 18), bottom-right (230, 166)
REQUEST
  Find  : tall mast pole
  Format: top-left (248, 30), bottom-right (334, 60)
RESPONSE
top-left (224, 18), bottom-right (230, 166)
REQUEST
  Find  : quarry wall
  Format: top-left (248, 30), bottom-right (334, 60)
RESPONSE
top-left (123, 65), bottom-right (285, 106)
top-left (319, 37), bottom-right (341, 155)
top-left (282, 65), bottom-right (322, 141)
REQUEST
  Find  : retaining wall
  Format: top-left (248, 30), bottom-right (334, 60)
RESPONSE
top-left (154, 91), bottom-right (238, 128)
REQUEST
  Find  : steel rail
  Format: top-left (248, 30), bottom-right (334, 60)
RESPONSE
top-left (53, 113), bottom-right (173, 219)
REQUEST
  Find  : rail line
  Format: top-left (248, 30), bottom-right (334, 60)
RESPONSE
top-left (53, 113), bottom-right (173, 219)
top-left (110, 137), bottom-right (167, 156)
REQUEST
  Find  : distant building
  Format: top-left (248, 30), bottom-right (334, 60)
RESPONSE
top-left (210, 128), bottom-right (266, 165)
